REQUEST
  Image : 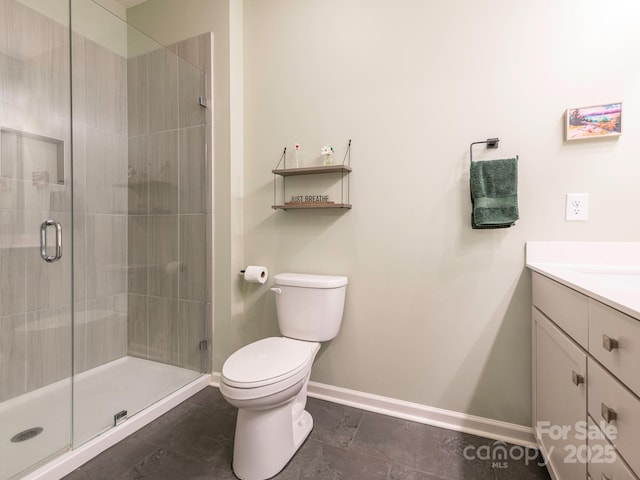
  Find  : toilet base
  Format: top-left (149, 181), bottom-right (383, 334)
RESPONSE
top-left (232, 399), bottom-right (313, 480)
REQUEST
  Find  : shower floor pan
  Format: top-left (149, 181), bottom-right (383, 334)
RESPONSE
top-left (1, 356), bottom-right (200, 480)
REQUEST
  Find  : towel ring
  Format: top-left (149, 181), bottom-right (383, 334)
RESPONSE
top-left (470, 138), bottom-right (499, 163)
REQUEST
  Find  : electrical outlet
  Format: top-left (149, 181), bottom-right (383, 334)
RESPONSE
top-left (566, 193), bottom-right (589, 221)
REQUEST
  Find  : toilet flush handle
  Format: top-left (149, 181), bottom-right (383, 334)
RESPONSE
top-left (270, 287), bottom-right (282, 295)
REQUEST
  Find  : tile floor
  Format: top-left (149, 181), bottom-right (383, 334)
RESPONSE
top-left (63, 387), bottom-right (551, 480)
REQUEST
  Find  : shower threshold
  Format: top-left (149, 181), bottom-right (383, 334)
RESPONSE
top-left (1, 356), bottom-right (207, 480)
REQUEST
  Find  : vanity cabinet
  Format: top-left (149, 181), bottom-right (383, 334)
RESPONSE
top-left (531, 272), bottom-right (640, 480)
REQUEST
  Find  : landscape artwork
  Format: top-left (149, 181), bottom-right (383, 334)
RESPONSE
top-left (566, 103), bottom-right (622, 140)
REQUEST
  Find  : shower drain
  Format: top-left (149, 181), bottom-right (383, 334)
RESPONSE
top-left (10, 427), bottom-right (43, 443)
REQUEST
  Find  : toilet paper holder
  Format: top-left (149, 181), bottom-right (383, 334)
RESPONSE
top-left (240, 266), bottom-right (269, 284)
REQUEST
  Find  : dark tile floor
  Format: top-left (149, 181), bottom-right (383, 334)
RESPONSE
top-left (63, 387), bottom-right (551, 480)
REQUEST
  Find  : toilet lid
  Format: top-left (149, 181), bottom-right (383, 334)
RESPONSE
top-left (222, 337), bottom-right (319, 388)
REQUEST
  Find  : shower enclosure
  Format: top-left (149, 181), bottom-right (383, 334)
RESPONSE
top-left (0, 1), bottom-right (211, 478)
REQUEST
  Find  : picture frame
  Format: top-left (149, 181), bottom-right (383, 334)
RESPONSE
top-left (566, 102), bottom-right (622, 141)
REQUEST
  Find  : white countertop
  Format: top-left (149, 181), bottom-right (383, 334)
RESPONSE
top-left (526, 242), bottom-right (640, 321)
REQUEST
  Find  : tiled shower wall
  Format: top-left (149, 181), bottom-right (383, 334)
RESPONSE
top-left (126, 34), bottom-right (210, 372)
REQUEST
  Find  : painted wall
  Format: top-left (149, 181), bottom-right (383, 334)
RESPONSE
top-left (241, 0), bottom-right (640, 427)
top-left (126, 0), bottom-right (640, 427)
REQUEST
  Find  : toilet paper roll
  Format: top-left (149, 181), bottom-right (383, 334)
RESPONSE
top-left (243, 265), bottom-right (269, 284)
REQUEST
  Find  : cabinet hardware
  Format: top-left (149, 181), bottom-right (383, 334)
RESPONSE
top-left (602, 334), bottom-right (619, 352)
top-left (601, 403), bottom-right (617, 423)
top-left (571, 370), bottom-right (584, 386)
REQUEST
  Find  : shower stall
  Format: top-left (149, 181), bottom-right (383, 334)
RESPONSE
top-left (0, 1), bottom-right (212, 478)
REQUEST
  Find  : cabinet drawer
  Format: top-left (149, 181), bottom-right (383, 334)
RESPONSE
top-left (588, 358), bottom-right (640, 475)
top-left (587, 417), bottom-right (638, 480)
top-left (532, 272), bottom-right (588, 348)
top-left (589, 300), bottom-right (640, 396)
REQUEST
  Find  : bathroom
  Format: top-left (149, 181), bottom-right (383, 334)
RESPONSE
top-left (1, 0), bottom-right (639, 479)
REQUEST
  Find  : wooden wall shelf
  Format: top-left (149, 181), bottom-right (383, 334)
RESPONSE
top-left (272, 140), bottom-right (352, 211)
top-left (272, 203), bottom-right (352, 210)
top-left (272, 165), bottom-right (352, 177)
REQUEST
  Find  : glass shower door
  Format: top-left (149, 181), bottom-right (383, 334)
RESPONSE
top-left (70, 0), bottom-right (208, 448)
top-left (0, 0), bottom-right (73, 478)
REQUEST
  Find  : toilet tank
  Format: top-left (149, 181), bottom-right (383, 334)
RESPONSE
top-left (273, 273), bottom-right (348, 342)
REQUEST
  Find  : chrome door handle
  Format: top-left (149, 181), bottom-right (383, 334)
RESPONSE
top-left (601, 402), bottom-right (617, 424)
top-left (602, 334), bottom-right (619, 352)
top-left (40, 219), bottom-right (62, 263)
top-left (571, 371), bottom-right (584, 386)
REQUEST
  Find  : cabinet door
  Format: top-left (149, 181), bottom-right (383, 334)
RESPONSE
top-left (534, 307), bottom-right (588, 480)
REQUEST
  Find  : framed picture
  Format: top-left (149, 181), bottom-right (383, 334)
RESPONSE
top-left (566, 102), bottom-right (622, 141)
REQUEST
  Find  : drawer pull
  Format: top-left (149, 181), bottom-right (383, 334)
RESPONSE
top-left (571, 371), bottom-right (584, 386)
top-left (602, 334), bottom-right (619, 352)
top-left (601, 403), bottom-right (617, 423)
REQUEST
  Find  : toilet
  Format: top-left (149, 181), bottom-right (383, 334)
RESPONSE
top-left (220, 272), bottom-right (348, 480)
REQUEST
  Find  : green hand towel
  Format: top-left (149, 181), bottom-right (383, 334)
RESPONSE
top-left (470, 157), bottom-right (519, 229)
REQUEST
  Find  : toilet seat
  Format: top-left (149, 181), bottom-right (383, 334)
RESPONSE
top-left (221, 337), bottom-right (319, 390)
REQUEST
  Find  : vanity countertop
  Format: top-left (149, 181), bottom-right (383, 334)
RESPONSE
top-left (526, 241), bottom-right (640, 321)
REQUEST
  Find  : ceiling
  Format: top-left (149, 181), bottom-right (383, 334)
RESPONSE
top-left (113, 0), bottom-right (146, 8)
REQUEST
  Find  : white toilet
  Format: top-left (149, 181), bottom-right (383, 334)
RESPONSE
top-left (220, 272), bottom-right (348, 480)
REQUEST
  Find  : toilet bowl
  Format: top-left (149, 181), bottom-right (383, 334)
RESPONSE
top-left (220, 273), bottom-right (348, 480)
top-left (221, 337), bottom-right (320, 480)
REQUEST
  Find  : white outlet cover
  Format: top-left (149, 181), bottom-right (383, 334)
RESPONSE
top-left (566, 193), bottom-right (589, 221)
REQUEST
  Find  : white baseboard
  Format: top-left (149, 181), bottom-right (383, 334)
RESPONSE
top-left (23, 374), bottom-right (211, 480)
top-left (211, 372), bottom-right (536, 448)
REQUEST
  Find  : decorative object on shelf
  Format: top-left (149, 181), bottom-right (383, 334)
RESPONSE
top-left (565, 102), bottom-right (622, 141)
top-left (295, 143), bottom-right (301, 167)
top-left (285, 194), bottom-right (332, 206)
top-left (272, 140), bottom-right (352, 210)
top-left (321, 144), bottom-right (334, 165)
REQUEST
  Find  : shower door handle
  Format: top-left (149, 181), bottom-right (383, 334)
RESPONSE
top-left (40, 219), bottom-right (62, 263)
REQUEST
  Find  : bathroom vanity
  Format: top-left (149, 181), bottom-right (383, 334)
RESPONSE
top-left (526, 242), bottom-right (640, 480)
